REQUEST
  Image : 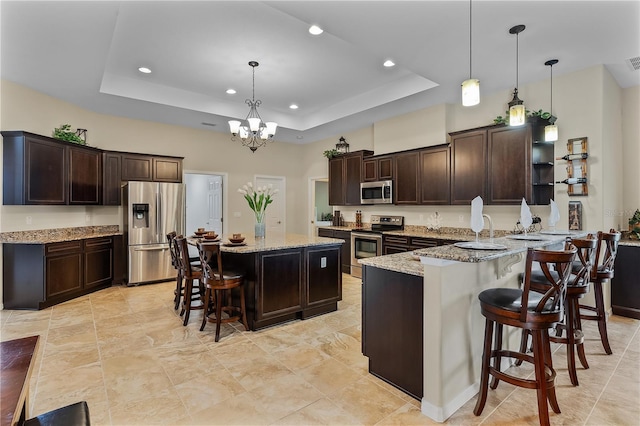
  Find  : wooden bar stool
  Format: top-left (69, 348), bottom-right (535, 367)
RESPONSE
top-left (167, 232), bottom-right (200, 311)
top-left (474, 245), bottom-right (577, 426)
top-left (174, 235), bottom-right (204, 326)
top-left (24, 401), bottom-right (90, 426)
top-left (579, 229), bottom-right (621, 355)
top-left (197, 241), bottom-right (249, 342)
top-left (518, 236), bottom-right (597, 386)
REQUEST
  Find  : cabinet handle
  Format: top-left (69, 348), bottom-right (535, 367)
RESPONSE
top-left (134, 247), bottom-right (169, 252)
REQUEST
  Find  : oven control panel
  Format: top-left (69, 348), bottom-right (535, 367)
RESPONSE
top-left (370, 215), bottom-right (404, 226)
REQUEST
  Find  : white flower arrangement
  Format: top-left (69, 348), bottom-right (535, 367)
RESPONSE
top-left (237, 182), bottom-right (278, 223)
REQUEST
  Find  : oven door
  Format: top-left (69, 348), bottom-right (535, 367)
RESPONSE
top-left (350, 232), bottom-right (382, 278)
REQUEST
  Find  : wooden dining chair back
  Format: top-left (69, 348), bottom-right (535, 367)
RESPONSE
top-left (580, 229), bottom-right (621, 354)
top-left (197, 241), bottom-right (249, 341)
top-left (474, 245), bottom-right (577, 426)
top-left (174, 235), bottom-right (203, 326)
top-left (166, 231), bottom-right (182, 310)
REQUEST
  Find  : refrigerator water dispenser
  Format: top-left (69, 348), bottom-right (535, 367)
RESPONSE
top-left (132, 203), bottom-right (149, 228)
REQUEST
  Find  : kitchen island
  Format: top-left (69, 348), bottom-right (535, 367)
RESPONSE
top-left (360, 232), bottom-right (584, 422)
top-left (203, 233), bottom-right (344, 330)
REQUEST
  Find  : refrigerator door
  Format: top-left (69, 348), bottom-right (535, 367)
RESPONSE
top-left (128, 243), bottom-right (174, 285)
top-left (127, 181), bottom-right (160, 245)
top-left (158, 183), bottom-right (186, 237)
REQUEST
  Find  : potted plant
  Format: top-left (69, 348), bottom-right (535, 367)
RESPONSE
top-left (52, 124), bottom-right (86, 145)
top-left (323, 149), bottom-right (340, 159)
top-left (493, 109), bottom-right (553, 125)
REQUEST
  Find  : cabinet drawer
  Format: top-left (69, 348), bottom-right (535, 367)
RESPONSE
top-left (45, 241), bottom-right (83, 256)
top-left (85, 237), bottom-right (113, 251)
top-left (318, 228), bottom-right (333, 238)
top-left (384, 235), bottom-right (409, 245)
top-left (410, 238), bottom-right (438, 248)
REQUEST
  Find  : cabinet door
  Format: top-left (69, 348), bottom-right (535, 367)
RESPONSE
top-left (25, 137), bottom-right (67, 204)
top-left (307, 247), bottom-right (341, 306)
top-left (450, 129), bottom-right (486, 205)
top-left (378, 157), bottom-right (393, 180)
top-left (487, 125), bottom-right (532, 204)
top-left (121, 154), bottom-right (153, 181)
top-left (103, 152), bottom-right (122, 206)
top-left (328, 157), bottom-right (345, 206)
top-left (84, 237), bottom-right (113, 288)
top-left (257, 250), bottom-right (303, 320)
top-left (45, 241), bottom-right (83, 299)
top-left (333, 230), bottom-right (352, 274)
top-left (394, 151), bottom-right (420, 205)
top-left (420, 146), bottom-right (450, 205)
top-left (68, 146), bottom-right (102, 205)
top-left (362, 159), bottom-right (377, 182)
top-left (153, 157), bottom-right (182, 182)
top-left (344, 154), bottom-right (363, 205)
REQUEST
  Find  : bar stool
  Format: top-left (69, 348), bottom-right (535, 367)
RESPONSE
top-left (167, 232), bottom-right (200, 311)
top-left (174, 235), bottom-right (204, 326)
top-left (517, 236), bottom-right (597, 386)
top-left (579, 229), bottom-right (621, 355)
top-left (196, 241), bottom-right (249, 342)
top-left (474, 245), bottom-right (577, 426)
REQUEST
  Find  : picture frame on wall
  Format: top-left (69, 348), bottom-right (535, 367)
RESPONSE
top-left (569, 201), bottom-right (583, 230)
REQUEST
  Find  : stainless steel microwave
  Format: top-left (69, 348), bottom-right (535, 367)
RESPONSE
top-left (360, 180), bottom-right (393, 204)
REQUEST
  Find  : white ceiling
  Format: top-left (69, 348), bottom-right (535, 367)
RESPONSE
top-left (1, 1), bottom-right (639, 144)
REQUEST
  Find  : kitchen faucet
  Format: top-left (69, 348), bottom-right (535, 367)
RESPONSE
top-left (482, 214), bottom-right (494, 240)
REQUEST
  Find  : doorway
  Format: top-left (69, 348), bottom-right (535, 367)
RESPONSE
top-left (185, 172), bottom-right (224, 254)
top-left (309, 176), bottom-right (330, 236)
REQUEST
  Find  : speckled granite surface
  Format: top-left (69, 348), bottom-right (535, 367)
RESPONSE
top-left (189, 233), bottom-right (344, 254)
top-left (361, 251), bottom-right (424, 277)
top-left (318, 225), bottom-right (511, 240)
top-left (0, 225), bottom-right (121, 244)
top-left (620, 239), bottom-right (640, 247)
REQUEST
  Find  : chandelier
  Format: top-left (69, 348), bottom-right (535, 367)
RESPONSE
top-left (228, 61), bottom-right (278, 153)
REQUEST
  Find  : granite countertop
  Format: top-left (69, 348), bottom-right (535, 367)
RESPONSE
top-left (619, 239), bottom-right (640, 247)
top-left (189, 233), bottom-right (344, 254)
top-left (360, 251), bottom-right (425, 277)
top-left (0, 226), bottom-right (122, 244)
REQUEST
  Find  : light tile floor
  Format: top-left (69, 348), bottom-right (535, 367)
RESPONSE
top-left (1, 274), bottom-right (638, 425)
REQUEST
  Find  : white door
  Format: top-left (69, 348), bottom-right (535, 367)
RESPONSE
top-left (185, 173), bottom-right (223, 254)
top-left (256, 176), bottom-right (285, 235)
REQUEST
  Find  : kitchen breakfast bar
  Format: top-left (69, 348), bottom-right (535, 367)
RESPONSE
top-left (360, 233), bottom-right (581, 423)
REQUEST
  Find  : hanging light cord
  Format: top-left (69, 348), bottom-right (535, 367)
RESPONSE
top-left (550, 63), bottom-right (553, 113)
top-left (515, 31), bottom-right (519, 89)
top-left (469, 0), bottom-right (472, 79)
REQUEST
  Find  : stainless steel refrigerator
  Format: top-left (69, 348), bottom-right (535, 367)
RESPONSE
top-left (123, 181), bottom-right (185, 285)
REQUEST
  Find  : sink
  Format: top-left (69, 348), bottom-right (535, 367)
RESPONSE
top-left (454, 241), bottom-right (508, 250)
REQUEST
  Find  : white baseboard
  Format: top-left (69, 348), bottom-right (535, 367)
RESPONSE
top-left (421, 382), bottom-right (480, 423)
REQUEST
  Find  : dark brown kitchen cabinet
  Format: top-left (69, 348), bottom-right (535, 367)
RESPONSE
top-left (328, 150), bottom-right (373, 206)
top-left (382, 234), bottom-right (451, 254)
top-left (394, 151), bottom-right (420, 205)
top-left (2, 131), bottom-right (101, 205)
top-left (420, 145), bottom-right (450, 205)
top-left (363, 155), bottom-right (393, 182)
top-left (3, 236), bottom-right (115, 310)
top-left (102, 152), bottom-right (122, 205)
top-left (487, 125), bottom-right (531, 204)
top-left (153, 157), bottom-right (182, 182)
top-left (450, 128), bottom-right (487, 205)
top-left (612, 244), bottom-right (640, 319)
top-left (306, 246), bottom-right (342, 309)
top-left (317, 228), bottom-right (351, 274)
top-left (68, 145), bottom-right (102, 205)
top-left (120, 153), bottom-right (154, 181)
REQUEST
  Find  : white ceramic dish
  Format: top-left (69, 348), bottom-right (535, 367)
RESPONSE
top-left (507, 234), bottom-right (549, 241)
top-left (454, 242), bottom-right (508, 250)
top-left (539, 230), bottom-right (574, 235)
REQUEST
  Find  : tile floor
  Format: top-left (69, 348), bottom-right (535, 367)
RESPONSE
top-left (1, 274), bottom-right (638, 425)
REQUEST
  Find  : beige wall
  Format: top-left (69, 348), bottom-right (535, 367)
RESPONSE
top-left (622, 85), bottom-right (640, 220)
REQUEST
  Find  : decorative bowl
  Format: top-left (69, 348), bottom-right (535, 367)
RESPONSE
top-left (229, 236), bottom-right (245, 244)
top-left (194, 230), bottom-right (207, 236)
top-left (203, 233), bottom-right (219, 240)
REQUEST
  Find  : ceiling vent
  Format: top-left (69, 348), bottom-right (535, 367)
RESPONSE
top-left (626, 56), bottom-right (640, 71)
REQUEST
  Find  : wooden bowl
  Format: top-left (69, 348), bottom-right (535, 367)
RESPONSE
top-left (194, 230), bottom-right (207, 236)
top-left (228, 237), bottom-right (245, 244)
top-left (203, 233), bottom-right (219, 240)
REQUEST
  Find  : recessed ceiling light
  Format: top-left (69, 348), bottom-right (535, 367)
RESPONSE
top-left (296, 136), bottom-right (304, 140)
top-left (138, 67), bottom-right (152, 74)
top-left (309, 25), bottom-right (323, 35)
top-left (289, 104), bottom-right (299, 110)
top-left (226, 88), bottom-right (236, 94)
top-left (383, 60), bottom-right (395, 68)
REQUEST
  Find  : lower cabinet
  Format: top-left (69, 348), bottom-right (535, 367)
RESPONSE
top-left (317, 228), bottom-right (351, 274)
top-left (612, 244), bottom-right (640, 319)
top-left (223, 244), bottom-right (342, 330)
top-left (382, 234), bottom-right (453, 254)
top-left (3, 237), bottom-right (114, 309)
top-left (362, 265), bottom-right (423, 399)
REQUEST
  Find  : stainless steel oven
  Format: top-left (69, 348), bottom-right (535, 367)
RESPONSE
top-left (360, 180), bottom-right (393, 204)
top-left (350, 231), bottom-right (382, 278)
top-left (350, 215), bottom-right (404, 278)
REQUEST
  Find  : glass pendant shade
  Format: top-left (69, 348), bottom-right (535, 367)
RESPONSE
top-left (461, 79), bottom-right (480, 106)
top-left (509, 103), bottom-right (526, 126)
top-left (545, 124), bottom-right (558, 142)
top-left (228, 120), bottom-right (241, 135)
top-left (265, 122), bottom-right (278, 137)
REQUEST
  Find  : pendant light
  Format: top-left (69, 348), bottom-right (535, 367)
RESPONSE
top-left (544, 59), bottom-right (559, 142)
top-left (508, 24), bottom-right (526, 126)
top-left (461, 0), bottom-right (479, 106)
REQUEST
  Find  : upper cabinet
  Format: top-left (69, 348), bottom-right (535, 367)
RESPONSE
top-left (394, 151), bottom-right (420, 205)
top-left (2, 131), bottom-right (183, 206)
top-left (328, 150), bottom-right (373, 206)
top-left (363, 155), bottom-right (393, 182)
top-left (449, 122), bottom-right (547, 205)
top-left (2, 131), bottom-right (101, 205)
top-left (420, 145), bottom-right (450, 205)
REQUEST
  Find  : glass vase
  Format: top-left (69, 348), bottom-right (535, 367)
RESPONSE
top-left (255, 221), bottom-right (266, 239)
